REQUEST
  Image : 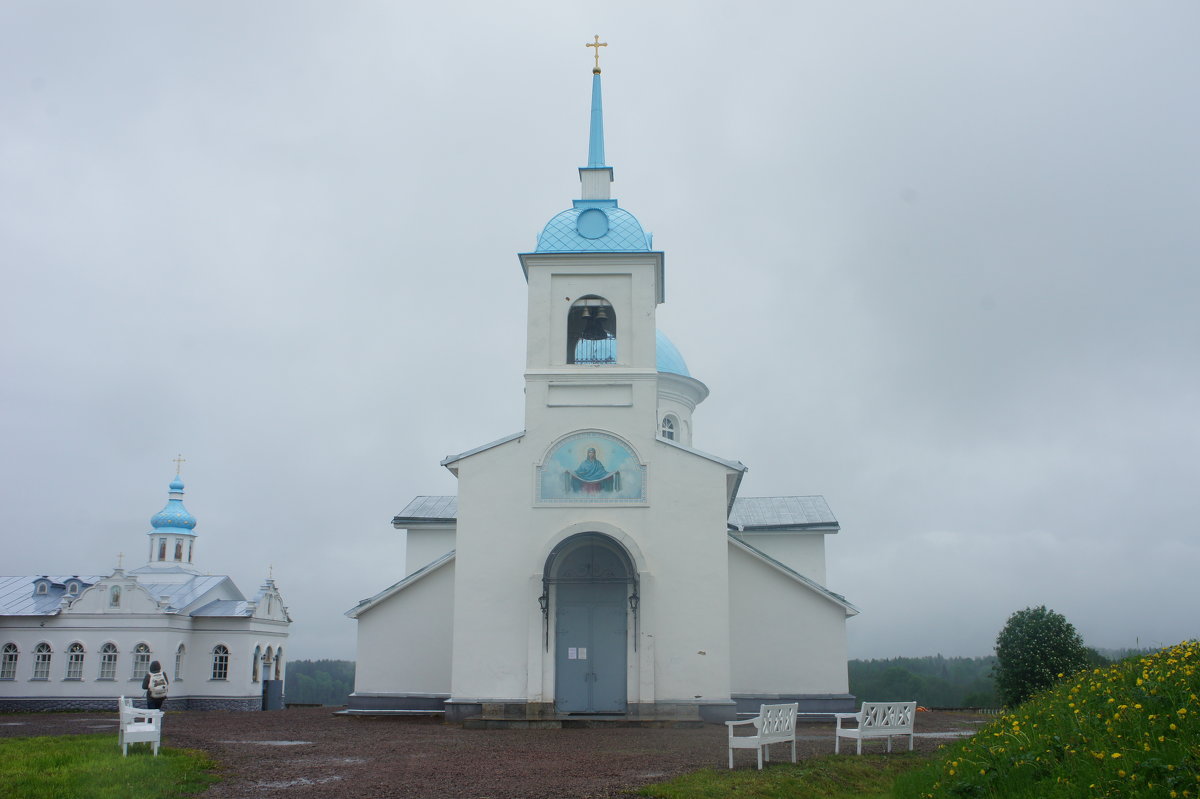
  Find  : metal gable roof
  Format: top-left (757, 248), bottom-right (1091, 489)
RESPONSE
top-left (394, 496), bottom-right (458, 525)
top-left (136, 575), bottom-right (238, 612)
top-left (728, 496), bottom-right (839, 531)
top-left (0, 575), bottom-right (104, 616)
top-left (189, 598), bottom-right (254, 617)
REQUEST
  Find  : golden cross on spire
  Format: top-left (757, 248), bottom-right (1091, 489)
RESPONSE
top-left (117, 552), bottom-right (124, 569)
top-left (586, 34), bottom-right (607, 74)
top-left (172, 454), bottom-right (186, 476)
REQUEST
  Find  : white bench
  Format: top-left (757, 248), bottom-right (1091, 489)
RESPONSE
top-left (834, 701), bottom-right (916, 754)
top-left (118, 696), bottom-right (164, 756)
top-left (725, 702), bottom-right (798, 769)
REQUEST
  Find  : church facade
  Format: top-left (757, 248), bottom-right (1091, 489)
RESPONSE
top-left (348, 58), bottom-right (857, 723)
top-left (0, 473), bottom-right (291, 712)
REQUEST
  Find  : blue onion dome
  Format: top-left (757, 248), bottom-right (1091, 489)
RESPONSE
top-left (536, 202), bottom-right (652, 253)
top-left (150, 477), bottom-right (197, 532)
top-left (656, 330), bottom-right (691, 377)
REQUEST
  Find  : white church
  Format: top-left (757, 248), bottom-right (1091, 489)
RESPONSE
top-left (0, 470), bottom-right (291, 711)
top-left (347, 50), bottom-right (858, 724)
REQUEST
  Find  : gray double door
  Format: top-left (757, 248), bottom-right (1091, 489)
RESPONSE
top-left (554, 582), bottom-right (628, 713)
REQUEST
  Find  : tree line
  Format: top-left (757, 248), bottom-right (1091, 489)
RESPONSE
top-left (284, 659), bottom-right (355, 706)
top-left (849, 655), bottom-right (1002, 708)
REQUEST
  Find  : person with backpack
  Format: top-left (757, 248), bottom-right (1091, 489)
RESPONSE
top-left (142, 660), bottom-right (169, 710)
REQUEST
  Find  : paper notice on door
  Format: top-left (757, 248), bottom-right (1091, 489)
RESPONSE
top-left (568, 648), bottom-right (577, 660)
top-left (578, 648), bottom-right (587, 660)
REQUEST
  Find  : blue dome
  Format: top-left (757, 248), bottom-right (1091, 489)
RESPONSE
top-left (656, 330), bottom-right (691, 377)
top-left (536, 204), bottom-right (651, 253)
top-left (150, 477), bottom-right (196, 532)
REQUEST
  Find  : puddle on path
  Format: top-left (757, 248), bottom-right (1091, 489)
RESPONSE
top-left (0, 723), bottom-right (27, 726)
top-left (219, 740), bottom-right (314, 746)
top-left (253, 775), bottom-right (343, 788)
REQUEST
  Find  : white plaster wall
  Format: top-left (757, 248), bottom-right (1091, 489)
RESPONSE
top-left (734, 533), bottom-right (829, 584)
top-left (447, 431), bottom-right (736, 706)
top-left (727, 543), bottom-right (850, 695)
top-left (404, 527), bottom-right (455, 576)
top-left (0, 612), bottom-right (285, 701)
top-left (354, 560), bottom-right (454, 695)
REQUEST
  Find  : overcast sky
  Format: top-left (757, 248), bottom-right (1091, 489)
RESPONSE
top-left (3, 1), bottom-right (1197, 663)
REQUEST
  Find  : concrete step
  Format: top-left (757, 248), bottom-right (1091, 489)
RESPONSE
top-left (463, 715), bottom-right (705, 730)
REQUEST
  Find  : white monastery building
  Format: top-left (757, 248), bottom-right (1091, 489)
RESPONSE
top-left (348, 49), bottom-right (858, 724)
top-left (0, 471), bottom-right (291, 711)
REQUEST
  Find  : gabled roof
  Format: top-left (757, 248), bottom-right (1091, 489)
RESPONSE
top-left (0, 575), bottom-right (104, 616)
top-left (394, 496), bottom-right (458, 526)
top-left (345, 550), bottom-right (456, 619)
top-left (190, 598), bottom-right (254, 617)
top-left (440, 431), bottom-right (525, 469)
top-left (728, 496), bottom-right (840, 532)
top-left (728, 536), bottom-right (859, 616)
top-left (0, 573), bottom-right (239, 617)
top-left (137, 575), bottom-right (239, 613)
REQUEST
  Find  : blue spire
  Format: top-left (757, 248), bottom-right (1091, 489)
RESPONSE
top-left (587, 72), bottom-right (606, 168)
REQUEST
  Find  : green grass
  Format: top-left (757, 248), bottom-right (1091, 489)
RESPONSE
top-left (893, 640), bottom-right (1200, 798)
top-left (0, 733), bottom-right (219, 799)
top-left (636, 753), bottom-right (928, 799)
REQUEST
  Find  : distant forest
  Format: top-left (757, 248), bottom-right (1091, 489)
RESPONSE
top-left (285, 660), bottom-right (355, 706)
top-left (284, 649), bottom-right (1153, 709)
top-left (849, 649), bottom-right (1149, 709)
top-left (849, 655), bottom-right (1001, 707)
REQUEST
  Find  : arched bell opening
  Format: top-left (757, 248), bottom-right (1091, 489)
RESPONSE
top-left (566, 295), bottom-right (617, 365)
top-left (540, 533), bottom-right (638, 714)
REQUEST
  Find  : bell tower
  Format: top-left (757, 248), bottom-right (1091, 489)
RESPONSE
top-left (517, 49), bottom-right (666, 446)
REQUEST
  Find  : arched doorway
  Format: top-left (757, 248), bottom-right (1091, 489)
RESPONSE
top-left (544, 533), bottom-right (635, 714)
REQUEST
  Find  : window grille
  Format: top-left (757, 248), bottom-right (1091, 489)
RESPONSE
top-left (33, 643), bottom-right (51, 680)
top-left (0, 644), bottom-right (17, 680)
top-left (99, 643), bottom-right (118, 680)
top-left (131, 643), bottom-right (150, 680)
top-left (66, 643), bottom-right (85, 680)
top-left (211, 645), bottom-right (229, 681)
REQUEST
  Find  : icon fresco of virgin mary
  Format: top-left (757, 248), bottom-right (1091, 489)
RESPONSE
top-left (568, 447), bottom-right (620, 493)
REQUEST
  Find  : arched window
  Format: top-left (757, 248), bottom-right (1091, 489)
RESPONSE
top-left (99, 643), bottom-right (118, 680)
top-left (35, 581), bottom-right (48, 595)
top-left (661, 414), bottom-right (677, 441)
top-left (66, 643), bottom-right (85, 680)
top-left (273, 647), bottom-right (283, 680)
top-left (211, 645), bottom-right (229, 681)
top-left (65, 581), bottom-right (80, 595)
top-left (566, 295), bottom-right (616, 365)
top-left (1, 644), bottom-right (18, 680)
top-left (252, 646), bottom-right (261, 682)
top-left (158, 538), bottom-right (167, 561)
top-left (187, 540), bottom-right (194, 562)
top-left (174, 539), bottom-right (183, 561)
top-left (32, 643), bottom-right (52, 680)
top-left (174, 644), bottom-right (186, 681)
top-left (131, 643), bottom-right (151, 680)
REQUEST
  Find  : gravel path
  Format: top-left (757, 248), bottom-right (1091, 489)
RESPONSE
top-left (0, 707), bottom-right (987, 798)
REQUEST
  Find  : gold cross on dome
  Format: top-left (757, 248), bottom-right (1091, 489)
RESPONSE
top-left (117, 552), bottom-right (124, 569)
top-left (172, 454), bottom-right (186, 475)
top-left (586, 35), bottom-right (607, 74)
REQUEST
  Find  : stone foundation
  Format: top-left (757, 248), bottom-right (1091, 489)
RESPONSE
top-left (0, 695), bottom-right (264, 713)
top-left (731, 693), bottom-right (856, 717)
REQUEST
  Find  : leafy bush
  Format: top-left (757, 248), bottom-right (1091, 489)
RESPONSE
top-left (994, 605), bottom-right (1090, 707)
top-left (893, 640), bottom-right (1200, 798)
